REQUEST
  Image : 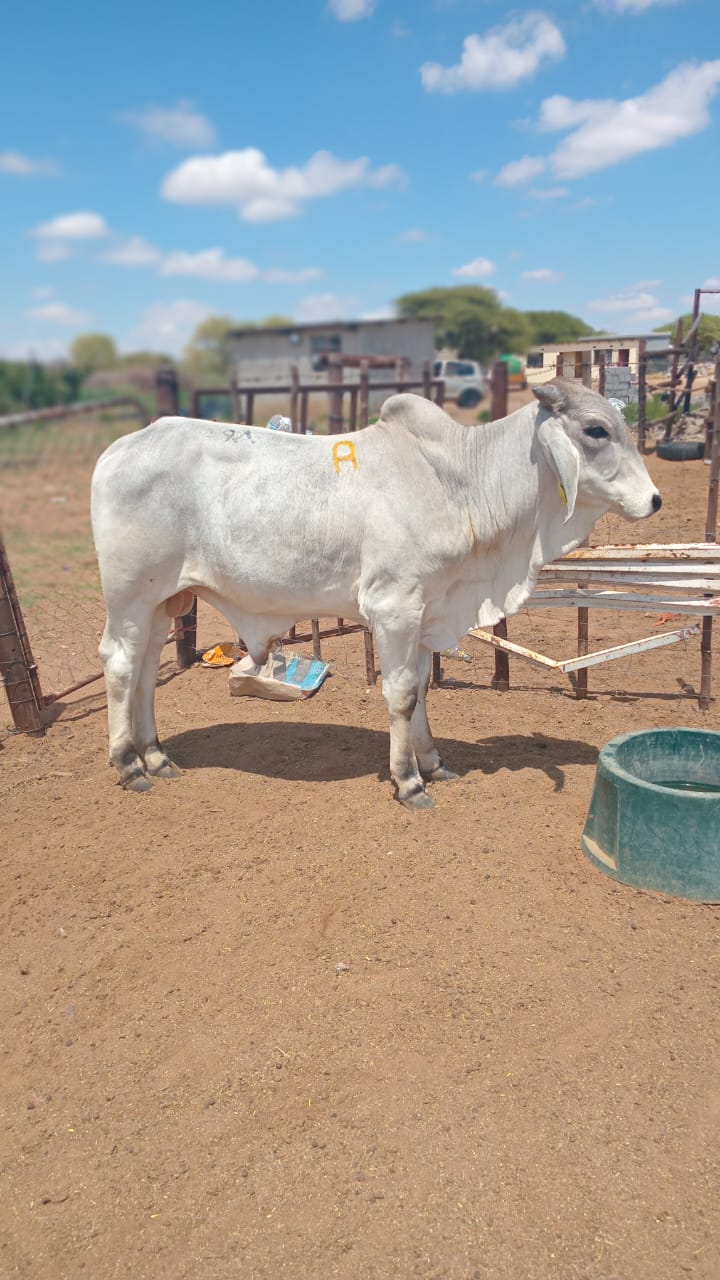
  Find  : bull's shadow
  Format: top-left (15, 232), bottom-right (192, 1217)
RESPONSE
top-left (164, 723), bottom-right (597, 793)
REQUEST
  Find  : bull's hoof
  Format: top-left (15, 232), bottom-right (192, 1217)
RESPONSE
top-left (399, 786), bottom-right (435, 811)
top-left (422, 760), bottom-right (459, 783)
top-left (121, 772), bottom-right (153, 793)
top-left (147, 759), bottom-right (182, 779)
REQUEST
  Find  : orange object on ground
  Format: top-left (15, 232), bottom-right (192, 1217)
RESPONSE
top-left (201, 642), bottom-right (241, 667)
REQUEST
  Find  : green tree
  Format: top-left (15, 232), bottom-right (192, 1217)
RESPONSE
top-left (524, 310), bottom-right (595, 346)
top-left (0, 359), bottom-right (82, 413)
top-left (69, 332), bottom-right (118, 373)
top-left (396, 286), bottom-right (530, 362)
top-left (182, 315), bottom-right (245, 382)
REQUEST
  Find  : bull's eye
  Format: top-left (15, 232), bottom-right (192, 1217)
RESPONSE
top-left (584, 425), bottom-right (610, 440)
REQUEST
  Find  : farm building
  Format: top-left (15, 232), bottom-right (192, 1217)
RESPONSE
top-left (525, 332), bottom-right (672, 402)
top-left (228, 316), bottom-right (436, 387)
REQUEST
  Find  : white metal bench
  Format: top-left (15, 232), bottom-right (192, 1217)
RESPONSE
top-left (468, 543), bottom-right (720, 706)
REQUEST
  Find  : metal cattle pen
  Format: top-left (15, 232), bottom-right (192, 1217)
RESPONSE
top-left (2, 326), bottom-right (719, 736)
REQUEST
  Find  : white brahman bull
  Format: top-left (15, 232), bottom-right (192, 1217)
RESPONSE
top-left (91, 379), bottom-right (661, 808)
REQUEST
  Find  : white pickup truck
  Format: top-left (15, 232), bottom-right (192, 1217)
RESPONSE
top-left (432, 358), bottom-right (488, 407)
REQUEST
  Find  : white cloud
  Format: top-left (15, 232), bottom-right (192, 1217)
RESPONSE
top-left (420, 13), bottom-right (565, 93)
top-left (101, 238), bottom-right (322, 283)
top-left (0, 151), bottom-right (56, 176)
top-left (160, 248), bottom-right (258, 282)
top-left (36, 242), bottom-right (74, 263)
top-left (595, 0), bottom-right (685, 11)
top-left (31, 286), bottom-right (55, 298)
top-left (161, 147), bottom-right (406, 221)
top-left (495, 156), bottom-right (547, 187)
top-left (123, 100), bottom-right (216, 148)
top-left (328, 0), bottom-right (375, 19)
top-left (522, 268), bottom-right (564, 282)
top-left (30, 211), bottom-right (110, 262)
top-left (452, 257), bottom-right (496, 279)
top-left (127, 299), bottom-right (215, 354)
top-left (160, 248), bottom-right (322, 284)
top-left (397, 228), bottom-right (428, 242)
top-left (30, 211), bottom-right (109, 241)
top-left (527, 186), bottom-right (568, 200)
top-left (586, 284), bottom-right (673, 330)
top-left (573, 196), bottom-right (598, 209)
top-left (497, 60), bottom-right (720, 187)
top-left (391, 19), bottom-right (410, 37)
top-left (294, 293), bottom-right (359, 323)
top-left (702, 277), bottom-right (720, 289)
top-left (469, 169), bottom-right (489, 184)
top-left (554, 62), bottom-right (720, 178)
top-left (25, 302), bottom-right (93, 326)
top-left (101, 236), bottom-right (164, 267)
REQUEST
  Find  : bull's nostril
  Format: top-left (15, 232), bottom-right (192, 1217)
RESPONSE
top-left (652, 493), bottom-right (662, 512)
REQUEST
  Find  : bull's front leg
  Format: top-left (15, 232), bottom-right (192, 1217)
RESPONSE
top-left (412, 646), bottom-right (459, 784)
top-left (373, 619), bottom-right (434, 810)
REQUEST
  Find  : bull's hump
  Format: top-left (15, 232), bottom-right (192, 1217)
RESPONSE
top-left (379, 393), bottom-right (456, 439)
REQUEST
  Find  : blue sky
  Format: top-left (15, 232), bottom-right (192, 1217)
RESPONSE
top-left (2, 0), bottom-right (719, 360)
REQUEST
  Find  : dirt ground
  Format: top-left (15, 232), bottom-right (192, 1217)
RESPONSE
top-left (1, 412), bottom-right (719, 1280)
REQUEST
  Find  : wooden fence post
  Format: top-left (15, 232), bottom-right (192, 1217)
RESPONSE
top-left (359, 362), bottom-right (370, 429)
top-left (0, 537), bottom-right (44, 735)
top-left (158, 365), bottom-right (197, 666)
top-left (327, 355), bottom-right (344, 435)
top-left (156, 366), bottom-right (180, 417)
top-left (575, 355), bottom-right (594, 699)
top-left (491, 359), bottom-right (508, 420)
top-left (290, 364), bottom-right (300, 432)
top-left (175, 598), bottom-right (198, 670)
top-left (637, 339), bottom-right (648, 455)
top-left (700, 353), bottom-right (720, 709)
top-left (489, 359), bottom-right (511, 687)
top-left (665, 318), bottom-right (684, 441)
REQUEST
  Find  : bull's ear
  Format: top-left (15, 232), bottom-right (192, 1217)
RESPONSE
top-left (533, 380), bottom-right (570, 414)
top-left (537, 418), bottom-right (580, 522)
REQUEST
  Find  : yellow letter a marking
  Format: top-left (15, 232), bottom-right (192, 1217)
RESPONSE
top-left (332, 440), bottom-right (358, 474)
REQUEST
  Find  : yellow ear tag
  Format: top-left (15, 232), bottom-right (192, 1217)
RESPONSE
top-left (333, 440), bottom-right (358, 473)
top-left (558, 482), bottom-right (567, 507)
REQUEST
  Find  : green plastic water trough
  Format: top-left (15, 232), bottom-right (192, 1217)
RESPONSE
top-left (581, 729), bottom-right (720, 902)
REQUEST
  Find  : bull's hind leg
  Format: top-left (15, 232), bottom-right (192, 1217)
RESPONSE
top-left (132, 605), bottom-right (182, 780)
top-left (412, 646), bottom-right (458, 784)
top-left (99, 608), bottom-right (154, 792)
top-left (373, 618), bottom-right (433, 810)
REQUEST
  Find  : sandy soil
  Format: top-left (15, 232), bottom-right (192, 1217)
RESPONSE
top-left (1, 416), bottom-right (719, 1280)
